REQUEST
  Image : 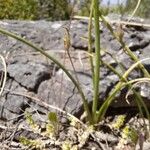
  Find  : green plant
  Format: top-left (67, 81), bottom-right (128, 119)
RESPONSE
top-left (122, 126), bottom-right (138, 144)
top-left (37, 0), bottom-right (72, 20)
top-left (111, 115), bottom-right (126, 130)
top-left (45, 112), bottom-right (59, 137)
top-left (125, 0), bottom-right (150, 18)
top-left (0, 0), bottom-right (38, 20)
top-left (92, 0), bottom-right (101, 123)
top-left (95, 13), bottom-right (150, 124)
top-left (0, 0), bottom-right (149, 127)
top-left (116, 125), bottom-right (138, 149)
top-left (86, 0), bottom-right (150, 125)
top-left (0, 0), bottom-right (73, 20)
top-left (20, 111), bottom-right (60, 149)
top-left (25, 111), bottom-right (40, 133)
top-left (78, 0), bottom-right (110, 17)
top-left (19, 111), bottom-right (93, 149)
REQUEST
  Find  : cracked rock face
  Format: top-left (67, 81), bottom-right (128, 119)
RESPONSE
top-left (0, 17), bottom-right (150, 121)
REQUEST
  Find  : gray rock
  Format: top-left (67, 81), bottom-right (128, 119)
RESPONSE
top-left (0, 16), bottom-right (150, 121)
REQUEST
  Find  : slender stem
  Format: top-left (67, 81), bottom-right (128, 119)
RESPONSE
top-left (92, 0), bottom-right (100, 121)
top-left (0, 27), bottom-right (93, 123)
top-left (88, 0), bottom-right (95, 87)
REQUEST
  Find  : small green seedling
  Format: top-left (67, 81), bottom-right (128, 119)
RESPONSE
top-left (25, 111), bottom-right (40, 133)
top-left (45, 112), bottom-right (59, 137)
